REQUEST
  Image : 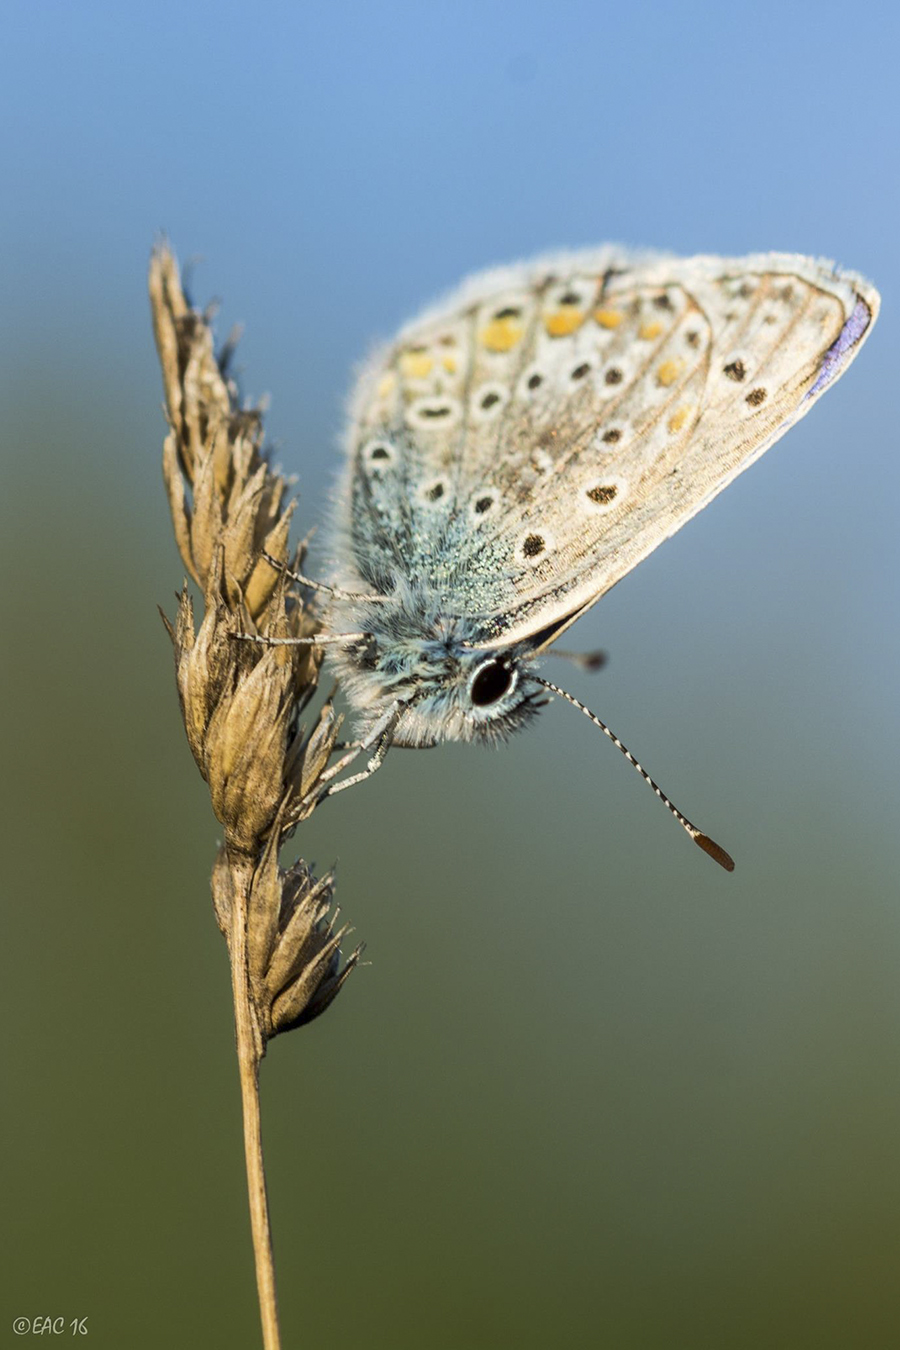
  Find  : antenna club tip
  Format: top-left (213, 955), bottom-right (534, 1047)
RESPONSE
top-left (582, 650), bottom-right (608, 671)
top-left (693, 832), bottom-right (736, 872)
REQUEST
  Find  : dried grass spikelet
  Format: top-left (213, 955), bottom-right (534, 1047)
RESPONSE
top-left (149, 242), bottom-right (362, 1041)
top-left (150, 241), bottom-right (365, 1350)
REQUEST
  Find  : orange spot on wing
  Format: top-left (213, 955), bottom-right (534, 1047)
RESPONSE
top-left (594, 308), bottom-right (623, 329)
top-left (667, 406), bottom-right (691, 433)
top-left (545, 309), bottom-right (585, 337)
top-left (480, 317), bottom-right (524, 352)
top-left (656, 359), bottom-right (684, 387)
top-left (639, 321), bottom-right (663, 340)
top-left (399, 351), bottom-right (434, 380)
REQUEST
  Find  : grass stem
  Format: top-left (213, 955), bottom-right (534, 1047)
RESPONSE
top-left (230, 859), bottom-right (281, 1350)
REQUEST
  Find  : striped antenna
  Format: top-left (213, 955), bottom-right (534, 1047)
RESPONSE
top-left (533, 675), bottom-right (734, 872)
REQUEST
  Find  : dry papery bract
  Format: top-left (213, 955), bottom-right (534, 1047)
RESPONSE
top-left (150, 242), bottom-right (362, 1045)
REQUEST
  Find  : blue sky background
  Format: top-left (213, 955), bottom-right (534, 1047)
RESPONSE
top-left (2, 3), bottom-right (899, 1347)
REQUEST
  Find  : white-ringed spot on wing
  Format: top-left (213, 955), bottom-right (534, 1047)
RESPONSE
top-left (405, 395), bottom-right (461, 430)
top-left (582, 474), bottom-right (627, 514)
top-left (517, 529), bottom-right (553, 564)
top-left (726, 278), bottom-right (756, 301)
top-left (591, 421), bottom-right (631, 454)
top-left (471, 382), bottom-right (510, 422)
top-left (519, 365), bottom-right (547, 398)
top-left (470, 491), bottom-right (499, 521)
top-left (362, 438), bottom-right (397, 468)
top-left (419, 478), bottom-right (449, 505)
top-left (548, 282), bottom-right (590, 309)
top-left (722, 357), bottom-right (747, 382)
top-left (569, 359), bottom-right (594, 383)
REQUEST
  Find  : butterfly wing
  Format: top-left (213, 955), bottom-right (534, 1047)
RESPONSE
top-left (337, 250), bottom-right (878, 646)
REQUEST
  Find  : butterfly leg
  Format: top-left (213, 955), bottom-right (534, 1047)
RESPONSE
top-left (303, 701), bottom-right (405, 807)
top-left (331, 737), bottom-right (439, 753)
top-left (260, 551), bottom-right (391, 604)
top-left (233, 631), bottom-right (370, 648)
top-left (318, 726), bottom-right (394, 800)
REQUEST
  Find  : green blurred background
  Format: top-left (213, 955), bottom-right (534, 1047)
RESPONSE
top-left (2, 3), bottom-right (899, 1346)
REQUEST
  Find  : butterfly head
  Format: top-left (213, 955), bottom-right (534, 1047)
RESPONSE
top-left (327, 590), bottom-right (543, 747)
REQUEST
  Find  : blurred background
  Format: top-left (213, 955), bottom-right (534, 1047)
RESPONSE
top-left (2, 2), bottom-right (898, 1346)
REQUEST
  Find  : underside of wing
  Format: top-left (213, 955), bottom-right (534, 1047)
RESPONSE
top-left (335, 249), bottom-right (879, 646)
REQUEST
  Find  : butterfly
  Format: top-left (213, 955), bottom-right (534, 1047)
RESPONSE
top-left (264, 249), bottom-right (879, 868)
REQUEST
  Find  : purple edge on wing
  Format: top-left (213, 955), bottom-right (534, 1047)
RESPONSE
top-left (805, 296), bottom-right (872, 401)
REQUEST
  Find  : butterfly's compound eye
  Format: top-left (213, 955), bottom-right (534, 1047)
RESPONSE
top-left (469, 659), bottom-right (516, 708)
